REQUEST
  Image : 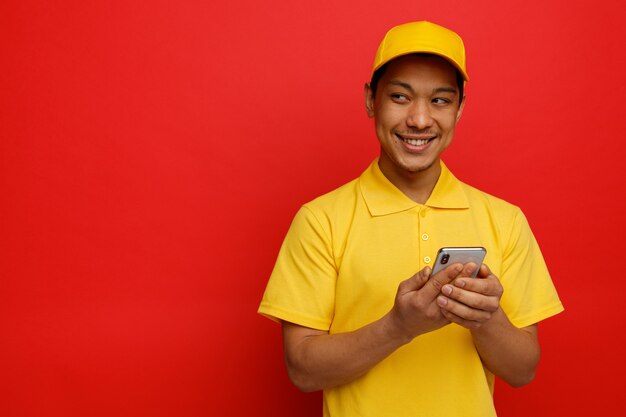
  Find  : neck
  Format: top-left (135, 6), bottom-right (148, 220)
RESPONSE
top-left (377, 158), bottom-right (442, 204)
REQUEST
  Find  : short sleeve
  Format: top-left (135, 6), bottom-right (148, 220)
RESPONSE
top-left (498, 210), bottom-right (564, 328)
top-left (258, 205), bottom-right (337, 330)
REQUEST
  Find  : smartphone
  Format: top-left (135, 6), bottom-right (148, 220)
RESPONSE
top-left (431, 247), bottom-right (487, 278)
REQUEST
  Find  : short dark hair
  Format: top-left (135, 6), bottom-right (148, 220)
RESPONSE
top-left (369, 54), bottom-right (465, 106)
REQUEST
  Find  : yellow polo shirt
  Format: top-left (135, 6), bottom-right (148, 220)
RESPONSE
top-left (259, 159), bottom-right (563, 417)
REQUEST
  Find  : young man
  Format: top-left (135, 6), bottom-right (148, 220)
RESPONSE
top-left (259, 21), bottom-right (563, 417)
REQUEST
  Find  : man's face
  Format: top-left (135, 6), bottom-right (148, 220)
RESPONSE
top-left (365, 54), bottom-right (464, 181)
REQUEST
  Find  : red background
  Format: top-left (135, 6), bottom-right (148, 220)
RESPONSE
top-left (1, 1), bottom-right (624, 416)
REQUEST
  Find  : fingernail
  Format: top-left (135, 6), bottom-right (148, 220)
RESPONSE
top-left (442, 285), bottom-right (452, 295)
top-left (455, 280), bottom-right (466, 288)
top-left (437, 296), bottom-right (448, 306)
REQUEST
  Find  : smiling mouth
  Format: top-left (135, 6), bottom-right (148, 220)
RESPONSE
top-left (395, 133), bottom-right (436, 146)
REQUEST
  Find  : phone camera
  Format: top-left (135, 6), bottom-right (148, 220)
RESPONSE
top-left (441, 253), bottom-right (449, 264)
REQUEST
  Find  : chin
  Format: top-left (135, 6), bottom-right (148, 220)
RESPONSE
top-left (401, 158), bottom-right (437, 174)
top-left (405, 165), bottom-right (433, 174)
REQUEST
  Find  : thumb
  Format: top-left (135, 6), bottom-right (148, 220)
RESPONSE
top-left (398, 266), bottom-right (431, 295)
top-left (423, 263), bottom-right (463, 299)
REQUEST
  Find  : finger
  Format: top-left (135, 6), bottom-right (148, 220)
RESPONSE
top-left (439, 308), bottom-right (484, 330)
top-left (422, 263), bottom-right (463, 300)
top-left (476, 263), bottom-right (492, 279)
top-left (461, 262), bottom-right (480, 278)
top-left (398, 266), bottom-right (431, 294)
top-left (453, 274), bottom-right (503, 299)
top-left (437, 294), bottom-right (493, 322)
top-left (441, 283), bottom-right (501, 312)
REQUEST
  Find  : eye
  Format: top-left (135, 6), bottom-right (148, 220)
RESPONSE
top-left (432, 97), bottom-right (452, 105)
top-left (390, 93), bottom-right (409, 103)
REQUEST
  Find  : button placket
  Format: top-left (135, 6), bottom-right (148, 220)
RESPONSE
top-left (422, 208), bottom-right (432, 266)
top-left (417, 207), bottom-right (433, 268)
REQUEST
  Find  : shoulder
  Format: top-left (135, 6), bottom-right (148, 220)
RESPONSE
top-left (306, 173), bottom-right (361, 206)
top-left (300, 177), bottom-right (361, 220)
top-left (462, 182), bottom-right (521, 215)
top-left (461, 183), bottom-right (521, 212)
top-left (453, 177), bottom-right (532, 242)
top-left (458, 181), bottom-right (540, 258)
top-left (286, 174), bottom-right (365, 255)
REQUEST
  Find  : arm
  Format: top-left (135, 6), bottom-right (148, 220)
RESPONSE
top-left (282, 314), bottom-right (406, 392)
top-left (436, 264), bottom-right (540, 387)
top-left (282, 264), bottom-right (465, 392)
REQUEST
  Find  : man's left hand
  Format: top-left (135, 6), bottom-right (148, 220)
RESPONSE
top-left (435, 263), bottom-right (503, 329)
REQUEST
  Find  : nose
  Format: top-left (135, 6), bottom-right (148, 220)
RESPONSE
top-left (406, 100), bottom-right (434, 129)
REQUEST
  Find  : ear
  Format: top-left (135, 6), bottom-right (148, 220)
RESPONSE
top-left (364, 83), bottom-right (375, 118)
top-left (455, 94), bottom-right (466, 123)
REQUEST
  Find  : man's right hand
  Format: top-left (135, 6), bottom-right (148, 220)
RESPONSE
top-left (387, 263), bottom-right (465, 343)
top-left (281, 263), bottom-right (467, 392)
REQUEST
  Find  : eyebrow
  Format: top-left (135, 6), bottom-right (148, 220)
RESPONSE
top-left (387, 80), bottom-right (458, 95)
top-left (388, 80), bottom-right (415, 93)
top-left (433, 86), bottom-right (459, 95)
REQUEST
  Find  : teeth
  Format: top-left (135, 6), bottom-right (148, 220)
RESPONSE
top-left (404, 138), bottom-right (429, 146)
